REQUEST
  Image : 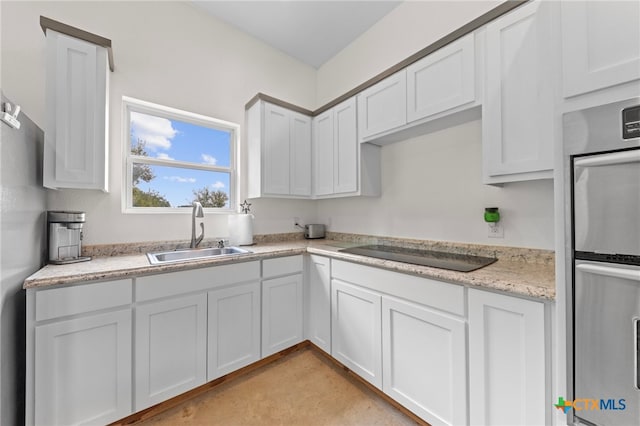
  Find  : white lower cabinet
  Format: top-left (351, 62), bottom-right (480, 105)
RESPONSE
top-left (468, 289), bottom-right (547, 426)
top-left (207, 281), bottom-right (261, 380)
top-left (306, 255), bottom-right (331, 353)
top-left (34, 309), bottom-right (132, 425)
top-left (135, 293), bottom-right (207, 411)
top-left (262, 274), bottom-right (304, 357)
top-left (382, 297), bottom-right (467, 426)
top-left (331, 279), bottom-right (382, 389)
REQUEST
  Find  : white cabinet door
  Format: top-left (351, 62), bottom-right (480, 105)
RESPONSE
top-left (407, 33), bottom-right (476, 122)
top-left (382, 297), bottom-right (467, 426)
top-left (34, 310), bottom-right (131, 426)
top-left (208, 281), bottom-right (261, 380)
top-left (290, 112), bottom-right (312, 196)
top-left (561, 1), bottom-right (640, 97)
top-left (135, 293), bottom-right (207, 411)
top-left (263, 103), bottom-right (291, 195)
top-left (468, 289), bottom-right (547, 426)
top-left (44, 31), bottom-right (109, 191)
top-left (313, 109), bottom-right (334, 196)
top-left (331, 279), bottom-right (382, 389)
top-left (262, 274), bottom-right (304, 357)
top-left (357, 70), bottom-right (407, 141)
top-left (247, 101), bottom-right (312, 198)
top-left (333, 98), bottom-right (358, 194)
top-left (307, 255), bottom-right (331, 353)
top-left (483, 1), bottom-right (554, 184)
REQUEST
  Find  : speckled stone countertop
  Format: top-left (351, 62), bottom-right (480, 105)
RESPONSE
top-left (24, 235), bottom-right (556, 301)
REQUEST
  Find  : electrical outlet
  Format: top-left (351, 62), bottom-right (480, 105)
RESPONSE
top-left (293, 217), bottom-right (300, 227)
top-left (488, 222), bottom-right (504, 238)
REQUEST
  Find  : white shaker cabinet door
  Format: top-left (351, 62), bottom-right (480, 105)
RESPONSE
top-left (561, 0), bottom-right (640, 98)
top-left (382, 297), bottom-right (467, 426)
top-left (307, 255), bottom-right (331, 353)
top-left (313, 109), bottom-right (334, 196)
top-left (262, 274), bottom-right (304, 357)
top-left (407, 32), bottom-right (476, 122)
top-left (290, 112), bottom-right (312, 196)
top-left (331, 279), bottom-right (382, 389)
top-left (482, 0), bottom-right (554, 183)
top-left (468, 289), bottom-right (547, 426)
top-left (333, 97), bottom-right (358, 194)
top-left (208, 281), bottom-right (261, 380)
top-left (34, 310), bottom-right (132, 426)
top-left (44, 31), bottom-right (109, 191)
top-left (357, 70), bottom-right (407, 141)
top-left (263, 103), bottom-right (291, 195)
top-left (135, 293), bottom-right (207, 411)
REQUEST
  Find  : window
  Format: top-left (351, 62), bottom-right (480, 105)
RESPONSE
top-left (122, 97), bottom-right (239, 213)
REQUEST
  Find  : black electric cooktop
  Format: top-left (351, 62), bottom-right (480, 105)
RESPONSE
top-left (338, 245), bottom-right (497, 272)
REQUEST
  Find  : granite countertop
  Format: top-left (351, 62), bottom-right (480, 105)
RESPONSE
top-left (24, 238), bottom-right (556, 301)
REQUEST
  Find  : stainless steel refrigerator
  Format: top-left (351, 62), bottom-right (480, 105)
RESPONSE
top-left (565, 98), bottom-right (640, 426)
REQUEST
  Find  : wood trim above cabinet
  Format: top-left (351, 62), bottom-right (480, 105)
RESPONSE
top-left (245, 0), bottom-right (527, 116)
top-left (40, 16), bottom-right (115, 72)
top-left (246, 93), bottom-right (314, 116)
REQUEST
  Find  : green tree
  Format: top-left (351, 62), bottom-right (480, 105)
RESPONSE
top-left (132, 187), bottom-right (171, 207)
top-left (192, 187), bottom-right (228, 208)
top-left (131, 139), bottom-right (171, 207)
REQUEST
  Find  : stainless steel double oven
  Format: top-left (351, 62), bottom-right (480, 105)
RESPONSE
top-left (564, 98), bottom-right (640, 426)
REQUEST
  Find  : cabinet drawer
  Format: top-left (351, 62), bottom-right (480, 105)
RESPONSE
top-left (332, 260), bottom-right (464, 316)
top-left (35, 279), bottom-right (132, 321)
top-left (136, 261), bottom-right (260, 302)
top-left (262, 255), bottom-right (303, 278)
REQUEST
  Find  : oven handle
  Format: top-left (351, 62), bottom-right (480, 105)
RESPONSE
top-left (576, 263), bottom-right (640, 282)
top-left (574, 149), bottom-right (640, 168)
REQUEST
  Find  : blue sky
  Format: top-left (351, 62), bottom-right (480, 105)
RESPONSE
top-left (130, 112), bottom-right (231, 207)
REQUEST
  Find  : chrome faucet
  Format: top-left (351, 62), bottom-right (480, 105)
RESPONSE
top-left (190, 202), bottom-right (204, 248)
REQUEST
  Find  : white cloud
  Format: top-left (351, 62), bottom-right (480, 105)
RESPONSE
top-left (201, 154), bottom-right (217, 165)
top-left (131, 111), bottom-right (177, 151)
top-left (211, 181), bottom-right (225, 189)
top-left (156, 153), bottom-right (174, 160)
top-left (164, 176), bottom-right (196, 183)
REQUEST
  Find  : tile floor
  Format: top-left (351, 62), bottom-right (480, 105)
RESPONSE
top-left (134, 347), bottom-right (419, 425)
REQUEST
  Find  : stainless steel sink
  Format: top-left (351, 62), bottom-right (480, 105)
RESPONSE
top-left (147, 246), bottom-right (252, 265)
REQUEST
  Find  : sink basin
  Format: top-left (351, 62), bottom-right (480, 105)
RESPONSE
top-left (147, 246), bottom-right (252, 265)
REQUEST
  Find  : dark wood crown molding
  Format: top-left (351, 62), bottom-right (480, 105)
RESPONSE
top-left (40, 16), bottom-right (115, 72)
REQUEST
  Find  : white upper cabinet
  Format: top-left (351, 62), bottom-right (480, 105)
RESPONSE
top-left (357, 70), bottom-right (407, 141)
top-left (313, 109), bottom-right (335, 196)
top-left (482, 1), bottom-right (554, 184)
top-left (407, 33), bottom-right (476, 123)
top-left (561, 1), bottom-right (640, 98)
top-left (247, 100), bottom-right (312, 198)
top-left (313, 98), bottom-right (381, 198)
top-left (43, 30), bottom-right (109, 191)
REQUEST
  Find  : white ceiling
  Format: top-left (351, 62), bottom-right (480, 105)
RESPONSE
top-left (191, 1), bottom-right (402, 69)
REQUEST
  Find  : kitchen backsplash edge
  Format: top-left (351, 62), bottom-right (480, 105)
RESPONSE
top-left (82, 232), bottom-right (553, 265)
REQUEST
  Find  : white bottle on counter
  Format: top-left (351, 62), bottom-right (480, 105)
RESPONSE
top-left (228, 214), bottom-right (254, 246)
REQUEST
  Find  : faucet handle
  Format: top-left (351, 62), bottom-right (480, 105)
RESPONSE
top-left (217, 239), bottom-right (225, 248)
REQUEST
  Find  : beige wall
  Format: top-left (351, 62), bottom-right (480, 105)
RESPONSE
top-left (1, 0), bottom-right (554, 249)
top-left (315, 0), bottom-right (555, 249)
top-left (1, 1), bottom-right (318, 244)
top-left (315, 1), bottom-right (502, 106)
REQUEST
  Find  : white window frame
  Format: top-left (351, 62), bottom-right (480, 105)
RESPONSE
top-left (122, 96), bottom-right (240, 214)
